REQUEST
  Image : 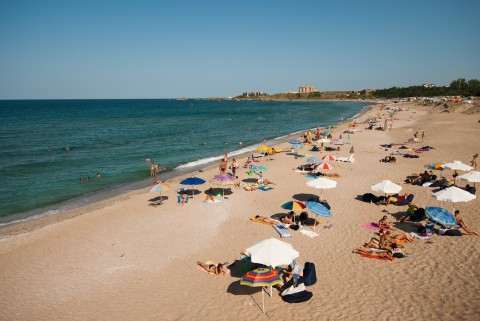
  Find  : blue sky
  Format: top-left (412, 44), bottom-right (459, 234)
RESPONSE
top-left (1, 0), bottom-right (479, 99)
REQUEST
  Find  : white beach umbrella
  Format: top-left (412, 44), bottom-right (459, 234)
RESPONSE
top-left (245, 238), bottom-right (299, 268)
top-left (306, 177), bottom-right (337, 201)
top-left (432, 186), bottom-right (476, 213)
top-left (317, 138), bottom-right (331, 144)
top-left (371, 180), bottom-right (402, 196)
top-left (458, 171), bottom-right (480, 187)
top-left (443, 160), bottom-right (473, 172)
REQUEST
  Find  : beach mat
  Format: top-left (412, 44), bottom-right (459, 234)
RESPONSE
top-left (273, 225), bottom-right (292, 238)
top-left (249, 216), bottom-right (281, 226)
top-left (361, 222), bottom-right (390, 231)
top-left (360, 253), bottom-right (395, 261)
top-left (258, 186), bottom-right (274, 191)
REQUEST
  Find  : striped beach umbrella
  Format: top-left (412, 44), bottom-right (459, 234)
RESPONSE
top-left (209, 175), bottom-right (238, 198)
top-left (316, 162), bottom-right (334, 171)
top-left (306, 200), bottom-right (332, 231)
top-left (240, 268), bottom-right (282, 314)
top-left (321, 154), bottom-right (337, 162)
top-left (148, 182), bottom-right (171, 204)
top-left (281, 200), bottom-right (306, 211)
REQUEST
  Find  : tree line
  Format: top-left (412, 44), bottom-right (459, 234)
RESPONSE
top-left (373, 78), bottom-right (480, 98)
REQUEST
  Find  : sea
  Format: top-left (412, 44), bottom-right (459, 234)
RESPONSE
top-left (0, 99), bottom-right (371, 226)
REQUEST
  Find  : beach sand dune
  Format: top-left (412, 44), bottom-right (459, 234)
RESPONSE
top-left (0, 102), bottom-right (479, 321)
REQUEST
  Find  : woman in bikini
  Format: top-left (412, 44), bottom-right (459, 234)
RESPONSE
top-left (197, 262), bottom-right (226, 275)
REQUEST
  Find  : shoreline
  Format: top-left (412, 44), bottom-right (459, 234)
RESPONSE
top-left (0, 103), bottom-right (375, 236)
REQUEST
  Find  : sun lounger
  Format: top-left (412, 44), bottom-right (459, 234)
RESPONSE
top-left (273, 225), bottom-right (292, 238)
top-left (337, 154), bottom-right (355, 163)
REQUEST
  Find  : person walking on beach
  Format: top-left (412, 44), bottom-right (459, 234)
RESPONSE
top-left (471, 153), bottom-right (478, 169)
top-left (231, 158), bottom-right (238, 176)
top-left (421, 131), bottom-right (425, 141)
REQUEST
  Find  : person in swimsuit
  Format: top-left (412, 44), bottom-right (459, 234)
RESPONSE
top-left (453, 210), bottom-right (478, 236)
top-left (196, 262), bottom-right (226, 275)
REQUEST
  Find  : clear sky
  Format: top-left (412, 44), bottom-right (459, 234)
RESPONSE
top-left (1, 0), bottom-right (479, 99)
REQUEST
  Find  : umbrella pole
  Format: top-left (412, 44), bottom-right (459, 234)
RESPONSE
top-left (314, 217), bottom-right (317, 231)
top-left (262, 288), bottom-right (265, 314)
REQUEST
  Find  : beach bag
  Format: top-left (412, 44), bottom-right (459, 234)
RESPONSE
top-left (290, 224), bottom-right (300, 231)
top-left (300, 262), bottom-right (317, 286)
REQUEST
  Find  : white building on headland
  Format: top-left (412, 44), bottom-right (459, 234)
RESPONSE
top-left (298, 85), bottom-right (318, 93)
top-left (422, 83), bottom-right (436, 88)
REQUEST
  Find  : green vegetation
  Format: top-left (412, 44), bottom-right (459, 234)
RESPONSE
top-left (373, 78), bottom-right (480, 98)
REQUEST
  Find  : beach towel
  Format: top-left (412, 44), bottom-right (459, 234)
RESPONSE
top-left (410, 232), bottom-right (431, 240)
top-left (249, 216), bottom-right (281, 226)
top-left (196, 261), bottom-right (231, 276)
top-left (360, 253), bottom-right (395, 261)
top-left (203, 198), bottom-right (223, 204)
top-left (300, 230), bottom-right (319, 238)
top-left (258, 186), bottom-right (274, 191)
top-left (361, 222), bottom-right (389, 231)
top-left (273, 225), bottom-right (292, 238)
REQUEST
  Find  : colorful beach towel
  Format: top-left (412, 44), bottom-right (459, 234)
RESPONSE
top-left (249, 216), bottom-right (282, 226)
top-left (360, 253), bottom-right (395, 261)
top-left (361, 222), bottom-right (390, 231)
top-left (203, 198), bottom-right (223, 204)
top-left (258, 186), bottom-right (274, 191)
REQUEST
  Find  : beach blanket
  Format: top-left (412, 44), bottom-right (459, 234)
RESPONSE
top-left (196, 261), bottom-right (231, 276)
top-left (258, 186), bottom-right (274, 191)
top-left (410, 232), bottom-right (431, 240)
top-left (300, 230), bottom-right (319, 238)
top-left (203, 198), bottom-right (223, 204)
top-left (249, 216), bottom-right (281, 226)
top-left (273, 225), bottom-right (292, 238)
top-left (361, 222), bottom-right (389, 231)
top-left (360, 253), bottom-right (395, 261)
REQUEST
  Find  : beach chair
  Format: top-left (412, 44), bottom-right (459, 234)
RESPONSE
top-left (337, 154), bottom-right (355, 163)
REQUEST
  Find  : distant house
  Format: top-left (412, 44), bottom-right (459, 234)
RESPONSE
top-left (422, 83), bottom-right (436, 88)
top-left (298, 86), bottom-right (318, 93)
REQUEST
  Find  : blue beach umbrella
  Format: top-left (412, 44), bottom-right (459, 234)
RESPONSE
top-left (306, 200), bottom-right (331, 231)
top-left (306, 157), bottom-right (322, 164)
top-left (180, 177), bottom-right (206, 198)
top-left (425, 206), bottom-right (456, 227)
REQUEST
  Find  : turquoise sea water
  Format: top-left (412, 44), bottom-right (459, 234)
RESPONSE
top-left (0, 99), bottom-right (371, 225)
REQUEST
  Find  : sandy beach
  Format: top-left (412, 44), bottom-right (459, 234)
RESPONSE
top-left (0, 101), bottom-right (479, 321)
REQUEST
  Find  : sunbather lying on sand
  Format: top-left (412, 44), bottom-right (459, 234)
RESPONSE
top-left (281, 211), bottom-right (294, 225)
top-left (353, 247), bottom-right (394, 259)
top-left (196, 261), bottom-right (228, 275)
top-left (386, 193), bottom-right (408, 206)
top-left (254, 215), bottom-right (282, 226)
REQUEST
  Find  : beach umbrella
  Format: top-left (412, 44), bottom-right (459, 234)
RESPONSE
top-left (148, 182), bottom-right (170, 204)
top-left (425, 206), bottom-right (456, 227)
top-left (281, 200), bottom-right (306, 211)
top-left (257, 146), bottom-right (271, 162)
top-left (371, 180), bottom-right (402, 196)
top-left (443, 160), bottom-right (473, 172)
top-left (306, 177), bottom-right (337, 201)
top-left (315, 162), bottom-right (334, 171)
top-left (251, 165), bottom-right (268, 173)
top-left (317, 138), bottom-right (331, 144)
top-left (458, 171), bottom-right (480, 187)
top-left (245, 238), bottom-right (299, 268)
top-left (209, 175), bottom-right (238, 198)
top-left (179, 177), bottom-right (206, 198)
top-left (322, 131), bottom-right (331, 136)
top-left (321, 155), bottom-right (337, 162)
top-left (432, 186), bottom-right (476, 213)
top-left (306, 157), bottom-right (322, 164)
top-left (306, 200), bottom-right (331, 231)
top-left (240, 268), bottom-right (282, 314)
